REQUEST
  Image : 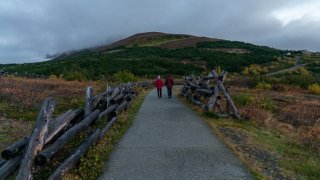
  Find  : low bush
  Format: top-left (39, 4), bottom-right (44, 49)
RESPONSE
top-left (308, 83), bottom-right (320, 95)
top-left (233, 93), bottom-right (254, 107)
top-left (257, 97), bottom-right (274, 111)
top-left (256, 82), bottom-right (272, 90)
top-left (113, 70), bottom-right (138, 83)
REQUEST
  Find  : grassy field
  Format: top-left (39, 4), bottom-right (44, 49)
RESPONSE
top-left (0, 76), bottom-right (100, 161)
top-left (176, 74), bottom-right (320, 179)
top-left (0, 75), bottom-right (149, 179)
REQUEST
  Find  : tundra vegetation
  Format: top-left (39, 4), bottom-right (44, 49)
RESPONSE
top-left (1, 33), bottom-right (320, 179)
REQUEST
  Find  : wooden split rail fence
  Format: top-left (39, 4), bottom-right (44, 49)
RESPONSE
top-left (0, 82), bottom-right (144, 180)
top-left (181, 69), bottom-right (241, 119)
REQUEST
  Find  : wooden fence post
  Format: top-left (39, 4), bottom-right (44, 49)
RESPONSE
top-left (84, 86), bottom-right (93, 116)
top-left (16, 97), bottom-right (55, 180)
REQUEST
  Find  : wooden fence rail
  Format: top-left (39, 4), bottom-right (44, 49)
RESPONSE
top-left (181, 69), bottom-right (241, 119)
top-left (0, 82), bottom-right (145, 180)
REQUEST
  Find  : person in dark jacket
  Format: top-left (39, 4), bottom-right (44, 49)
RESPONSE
top-left (165, 74), bottom-right (174, 98)
top-left (155, 75), bottom-right (163, 99)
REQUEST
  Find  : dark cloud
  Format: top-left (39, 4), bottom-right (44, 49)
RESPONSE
top-left (0, 0), bottom-right (319, 63)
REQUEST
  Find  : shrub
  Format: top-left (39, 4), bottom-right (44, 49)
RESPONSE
top-left (258, 97), bottom-right (274, 111)
top-left (113, 70), bottom-right (137, 83)
top-left (233, 93), bottom-right (254, 106)
top-left (256, 82), bottom-right (272, 90)
top-left (297, 67), bottom-right (309, 75)
top-left (48, 75), bottom-right (58, 79)
top-left (64, 71), bottom-right (88, 81)
top-left (308, 83), bottom-right (320, 95)
top-left (242, 64), bottom-right (269, 76)
top-left (241, 67), bottom-right (249, 75)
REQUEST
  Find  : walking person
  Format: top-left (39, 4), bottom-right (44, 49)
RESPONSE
top-left (155, 75), bottom-right (163, 99)
top-left (165, 74), bottom-right (174, 98)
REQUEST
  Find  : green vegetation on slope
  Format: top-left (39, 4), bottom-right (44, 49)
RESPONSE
top-left (0, 34), bottom-right (284, 81)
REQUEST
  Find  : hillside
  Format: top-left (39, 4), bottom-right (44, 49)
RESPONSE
top-left (0, 32), bottom-right (286, 80)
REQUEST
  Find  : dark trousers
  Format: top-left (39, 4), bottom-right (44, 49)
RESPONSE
top-left (167, 87), bottom-right (172, 97)
top-left (157, 88), bottom-right (162, 98)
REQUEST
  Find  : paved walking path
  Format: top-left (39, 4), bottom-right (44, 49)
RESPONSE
top-left (99, 88), bottom-right (252, 180)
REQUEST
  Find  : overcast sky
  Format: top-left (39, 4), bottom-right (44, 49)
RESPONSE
top-left (0, 0), bottom-right (320, 64)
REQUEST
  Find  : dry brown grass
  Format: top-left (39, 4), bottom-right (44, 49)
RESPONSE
top-left (230, 84), bottom-right (320, 151)
top-left (277, 101), bottom-right (320, 127)
top-left (299, 123), bottom-right (320, 151)
top-left (239, 105), bottom-right (270, 125)
top-left (0, 76), bottom-right (98, 108)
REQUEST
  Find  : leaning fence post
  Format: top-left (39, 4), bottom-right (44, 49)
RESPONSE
top-left (84, 86), bottom-right (93, 116)
top-left (16, 97), bottom-right (55, 180)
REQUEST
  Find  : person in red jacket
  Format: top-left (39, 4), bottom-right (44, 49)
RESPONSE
top-left (155, 75), bottom-right (163, 99)
top-left (165, 74), bottom-right (174, 98)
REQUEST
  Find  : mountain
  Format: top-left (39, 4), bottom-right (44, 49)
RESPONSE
top-left (0, 32), bottom-right (285, 81)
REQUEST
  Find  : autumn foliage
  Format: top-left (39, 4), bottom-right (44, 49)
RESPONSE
top-left (0, 76), bottom-right (98, 108)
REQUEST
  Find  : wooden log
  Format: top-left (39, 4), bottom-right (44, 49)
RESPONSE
top-left (217, 82), bottom-right (241, 119)
top-left (0, 159), bottom-right (6, 167)
top-left (48, 110), bottom-right (72, 129)
top-left (208, 70), bottom-right (240, 118)
top-left (98, 104), bottom-right (118, 121)
top-left (36, 109), bottom-right (100, 166)
top-left (84, 86), bottom-right (93, 116)
top-left (99, 89), bottom-right (115, 108)
top-left (45, 108), bottom-right (84, 144)
top-left (211, 70), bottom-right (219, 79)
top-left (0, 108), bottom-right (83, 161)
top-left (207, 70), bottom-right (227, 110)
top-left (193, 100), bottom-right (208, 110)
top-left (107, 87), bottom-right (120, 104)
top-left (0, 154), bottom-right (23, 180)
top-left (1, 137), bottom-right (29, 160)
top-left (101, 88), bottom-right (114, 98)
top-left (16, 97), bottom-right (55, 180)
top-left (0, 108), bottom-right (84, 178)
top-left (114, 101), bottom-right (128, 115)
top-left (113, 93), bottom-right (125, 104)
top-left (196, 89), bottom-right (213, 95)
top-left (100, 117), bottom-right (117, 139)
top-left (180, 92), bottom-right (187, 97)
top-left (129, 90), bottom-right (136, 97)
top-left (48, 129), bottom-right (101, 180)
top-left (187, 82), bottom-right (201, 89)
top-left (46, 110), bottom-right (73, 143)
top-left (199, 80), bottom-right (211, 90)
top-left (124, 94), bottom-right (133, 102)
top-left (91, 94), bottom-right (102, 110)
top-left (125, 99), bottom-right (134, 109)
top-left (221, 71), bottom-right (227, 82)
top-left (187, 94), bottom-right (207, 110)
top-left (203, 74), bottom-right (215, 80)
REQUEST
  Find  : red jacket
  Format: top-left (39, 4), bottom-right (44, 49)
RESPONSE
top-left (155, 79), bottom-right (163, 89)
top-left (165, 77), bottom-right (174, 88)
